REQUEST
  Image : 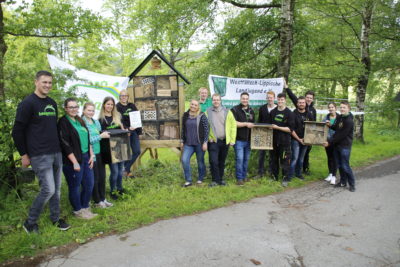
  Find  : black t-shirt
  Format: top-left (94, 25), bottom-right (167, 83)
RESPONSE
top-left (12, 93), bottom-right (61, 157)
top-left (99, 116), bottom-right (121, 164)
top-left (116, 102), bottom-right (142, 135)
top-left (269, 107), bottom-right (294, 145)
top-left (292, 109), bottom-right (313, 139)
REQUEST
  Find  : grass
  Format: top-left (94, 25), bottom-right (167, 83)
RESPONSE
top-left (0, 123), bottom-right (399, 264)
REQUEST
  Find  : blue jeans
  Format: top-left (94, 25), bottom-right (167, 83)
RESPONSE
top-left (124, 131), bottom-right (141, 173)
top-left (63, 153), bottom-right (94, 212)
top-left (28, 152), bottom-right (62, 224)
top-left (109, 162), bottom-right (124, 192)
top-left (289, 140), bottom-right (308, 179)
top-left (234, 140), bottom-right (251, 180)
top-left (334, 147), bottom-right (355, 187)
top-left (181, 144), bottom-right (206, 183)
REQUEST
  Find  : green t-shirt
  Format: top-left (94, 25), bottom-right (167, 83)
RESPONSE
top-left (200, 98), bottom-right (212, 112)
top-left (67, 116), bottom-right (89, 153)
top-left (86, 121), bottom-right (101, 154)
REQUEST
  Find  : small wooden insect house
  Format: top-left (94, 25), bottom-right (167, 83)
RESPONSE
top-left (250, 123), bottom-right (274, 150)
top-left (303, 121), bottom-right (328, 146)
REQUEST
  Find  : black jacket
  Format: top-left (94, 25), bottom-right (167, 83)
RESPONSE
top-left (285, 87), bottom-right (317, 120)
top-left (258, 104), bottom-right (275, 123)
top-left (181, 111), bottom-right (209, 144)
top-left (116, 102), bottom-right (143, 135)
top-left (58, 116), bottom-right (90, 165)
top-left (292, 109), bottom-right (314, 139)
top-left (231, 104), bottom-right (255, 141)
top-left (329, 113), bottom-right (354, 148)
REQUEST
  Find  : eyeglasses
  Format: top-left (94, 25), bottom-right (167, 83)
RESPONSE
top-left (120, 95), bottom-right (128, 97)
top-left (67, 106), bottom-right (79, 109)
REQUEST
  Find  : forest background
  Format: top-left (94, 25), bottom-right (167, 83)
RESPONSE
top-left (0, 0), bottom-right (399, 263)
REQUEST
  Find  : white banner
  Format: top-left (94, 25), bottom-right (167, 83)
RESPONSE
top-left (47, 54), bottom-right (129, 117)
top-left (208, 75), bottom-right (284, 108)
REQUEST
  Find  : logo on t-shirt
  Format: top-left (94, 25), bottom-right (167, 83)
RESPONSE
top-left (275, 114), bottom-right (286, 123)
top-left (38, 105), bottom-right (56, 117)
top-left (123, 108), bottom-right (132, 116)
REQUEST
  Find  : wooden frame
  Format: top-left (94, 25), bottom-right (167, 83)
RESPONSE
top-left (110, 133), bottom-right (131, 163)
top-left (303, 121), bottom-right (328, 146)
top-left (251, 124), bottom-right (274, 150)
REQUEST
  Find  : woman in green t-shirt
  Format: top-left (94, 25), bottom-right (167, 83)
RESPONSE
top-left (58, 98), bottom-right (97, 220)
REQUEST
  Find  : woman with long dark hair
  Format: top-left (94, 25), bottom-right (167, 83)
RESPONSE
top-left (58, 98), bottom-right (97, 219)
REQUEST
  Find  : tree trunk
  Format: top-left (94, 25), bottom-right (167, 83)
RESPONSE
top-left (354, 0), bottom-right (374, 142)
top-left (278, 0), bottom-right (295, 82)
top-left (0, 1), bottom-right (7, 100)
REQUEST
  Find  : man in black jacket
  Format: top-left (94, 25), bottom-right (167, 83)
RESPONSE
top-left (12, 71), bottom-right (70, 233)
top-left (231, 92), bottom-right (255, 185)
top-left (284, 82), bottom-right (316, 175)
top-left (257, 91), bottom-right (276, 177)
top-left (324, 101), bottom-right (356, 192)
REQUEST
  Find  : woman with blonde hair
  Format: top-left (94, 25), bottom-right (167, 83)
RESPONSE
top-left (82, 102), bottom-right (113, 208)
top-left (180, 99), bottom-right (209, 187)
top-left (99, 97), bottom-right (124, 200)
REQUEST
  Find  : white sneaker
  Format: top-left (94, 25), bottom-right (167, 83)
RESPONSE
top-left (197, 180), bottom-right (203, 185)
top-left (325, 174), bottom-right (332, 182)
top-left (82, 208), bottom-right (98, 219)
top-left (103, 199), bottom-right (113, 207)
top-left (95, 201), bottom-right (107, 208)
top-left (330, 176), bottom-right (336, 185)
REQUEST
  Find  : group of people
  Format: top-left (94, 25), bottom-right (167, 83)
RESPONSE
top-left (12, 70), bottom-right (355, 234)
top-left (12, 71), bottom-right (141, 233)
top-left (183, 85), bottom-right (356, 192)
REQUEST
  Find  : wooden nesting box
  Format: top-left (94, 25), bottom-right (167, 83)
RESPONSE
top-left (251, 123), bottom-right (274, 150)
top-left (304, 121), bottom-right (328, 146)
top-left (108, 129), bottom-right (131, 163)
top-left (128, 50), bottom-right (190, 149)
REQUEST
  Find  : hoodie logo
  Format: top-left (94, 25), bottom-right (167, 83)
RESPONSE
top-left (38, 104), bottom-right (56, 117)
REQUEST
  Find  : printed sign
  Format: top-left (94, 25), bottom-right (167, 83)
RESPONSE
top-left (208, 75), bottom-right (284, 108)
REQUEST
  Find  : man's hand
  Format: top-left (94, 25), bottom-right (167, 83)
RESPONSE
top-left (247, 122), bottom-right (255, 128)
top-left (322, 142), bottom-right (329, 147)
top-left (202, 143), bottom-right (207, 152)
top-left (100, 131), bottom-right (110, 139)
top-left (129, 127), bottom-right (136, 131)
top-left (21, 154), bottom-right (30, 168)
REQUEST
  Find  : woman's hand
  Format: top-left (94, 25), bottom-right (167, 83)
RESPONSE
top-left (100, 131), bottom-right (110, 139)
top-left (73, 162), bottom-right (81, 172)
top-left (129, 127), bottom-right (136, 131)
top-left (88, 155), bottom-right (95, 169)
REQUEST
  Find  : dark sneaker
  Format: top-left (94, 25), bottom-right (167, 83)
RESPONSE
top-left (110, 192), bottom-right (119, 200)
top-left (349, 186), bottom-right (355, 192)
top-left (297, 175), bottom-right (305, 180)
top-left (23, 220), bottom-right (39, 234)
top-left (335, 183), bottom-right (346, 188)
top-left (53, 219), bottom-right (71, 231)
top-left (118, 189), bottom-right (125, 195)
top-left (208, 182), bottom-right (219, 188)
top-left (236, 180), bottom-right (244, 186)
top-left (219, 180), bottom-right (227, 186)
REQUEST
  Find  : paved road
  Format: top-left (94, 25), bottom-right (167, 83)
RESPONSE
top-left (42, 156), bottom-right (400, 267)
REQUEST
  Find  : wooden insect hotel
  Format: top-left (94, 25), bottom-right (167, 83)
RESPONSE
top-left (128, 50), bottom-right (190, 153)
top-left (250, 123), bottom-right (273, 150)
top-left (303, 121), bottom-right (328, 146)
